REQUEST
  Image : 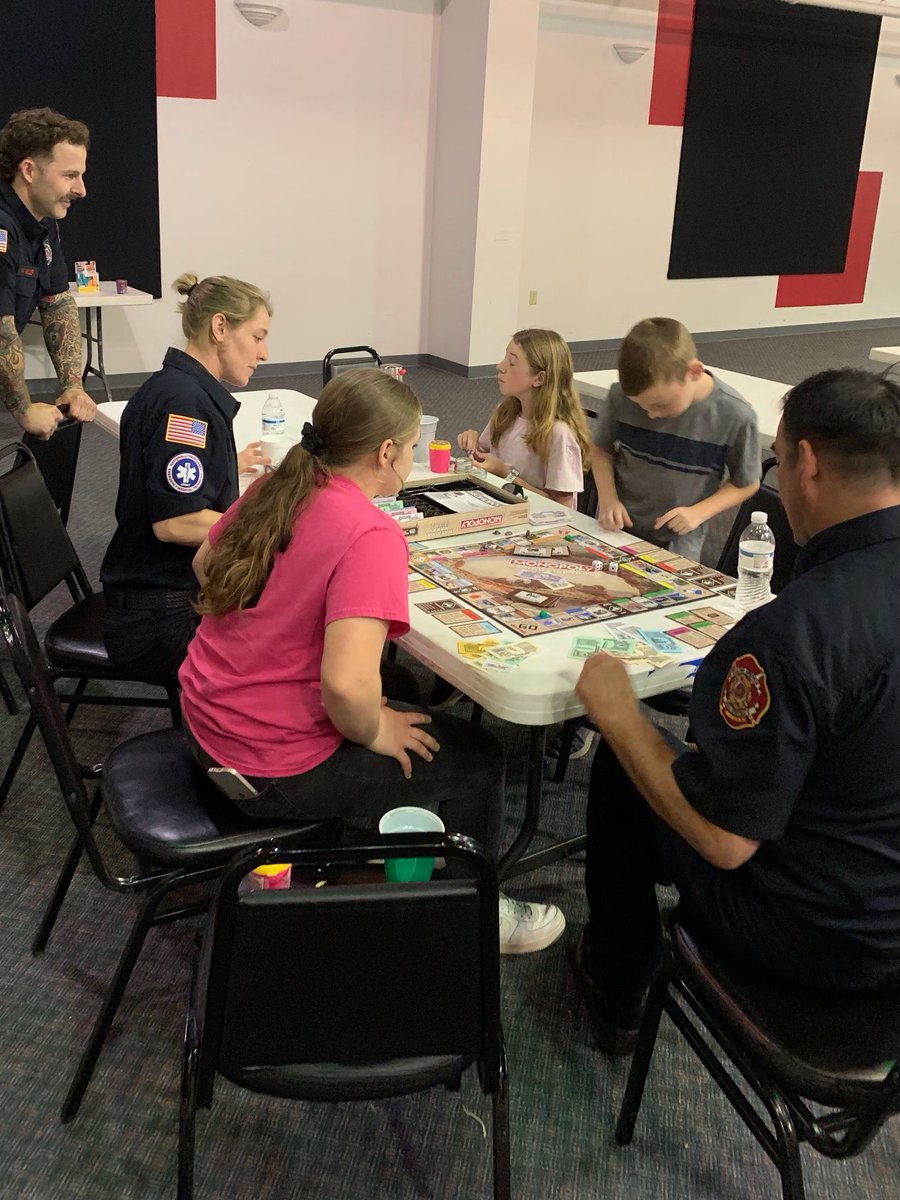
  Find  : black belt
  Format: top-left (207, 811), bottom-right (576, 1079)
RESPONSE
top-left (104, 585), bottom-right (196, 612)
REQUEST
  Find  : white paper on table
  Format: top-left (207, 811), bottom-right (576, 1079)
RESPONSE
top-left (422, 489), bottom-right (500, 513)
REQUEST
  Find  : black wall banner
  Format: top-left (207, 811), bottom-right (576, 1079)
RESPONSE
top-left (668, 0), bottom-right (880, 280)
top-left (0, 0), bottom-right (161, 297)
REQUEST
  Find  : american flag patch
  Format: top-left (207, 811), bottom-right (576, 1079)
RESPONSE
top-left (0, 229), bottom-right (8, 254)
top-left (165, 414), bottom-right (208, 449)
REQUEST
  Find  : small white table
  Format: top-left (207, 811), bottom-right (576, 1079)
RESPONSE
top-left (94, 387), bottom-right (318, 452)
top-left (69, 282), bottom-right (154, 405)
top-left (574, 367), bottom-right (789, 442)
top-left (869, 346), bottom-right (900, 367)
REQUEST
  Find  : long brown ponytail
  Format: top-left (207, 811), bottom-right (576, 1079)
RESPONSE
top-left (196, 368), bottom-right (421, 615)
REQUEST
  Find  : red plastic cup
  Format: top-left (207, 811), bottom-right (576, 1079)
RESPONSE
top-left (428, 440), bottom-right (452, 473)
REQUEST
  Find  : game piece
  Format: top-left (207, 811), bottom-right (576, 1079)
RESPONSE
top-left (537, 609), bottom-right (550, 618)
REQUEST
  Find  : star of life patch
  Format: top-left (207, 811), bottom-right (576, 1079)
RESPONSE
top-left (165, 413), bottom-right (208, 449)
top-left (165, 452), bottom-right (204, 495)
top-left (0, 229), bottom-right (7, 254)
top-left (719, 653), bottom-right (771, 731)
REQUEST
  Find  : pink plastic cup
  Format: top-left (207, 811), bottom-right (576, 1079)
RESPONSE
top-left (428, 440), bottom-right (452, 473)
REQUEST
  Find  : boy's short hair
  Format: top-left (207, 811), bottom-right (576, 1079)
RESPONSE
top-left (0, 107), bottom-right (90, 184)
top-left (618, 317), bottom-right (697, 396)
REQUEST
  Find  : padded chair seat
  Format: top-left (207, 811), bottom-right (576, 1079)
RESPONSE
top-left (674, 922), bottom-right (900, 1108)
top-left (45, 593), bottom-right (116, 672)
top-left (227, 1054), bottom-right (473, 1102)
top-left (102, 727), bottom-right (332, 868)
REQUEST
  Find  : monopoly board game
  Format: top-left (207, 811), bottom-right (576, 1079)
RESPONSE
top-left (408, 525), bottom-right (737, 639)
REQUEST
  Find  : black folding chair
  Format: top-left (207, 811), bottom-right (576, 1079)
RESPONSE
top-left (178, 831), bottom-right (509, 1200)
top-left (17, 414), bottom-right (84, 526)
top-left (1, 593), bottom-right (338, 1123)
top-left (0, 443), bottom-right (178, 808)
top-left (616, 915), bottom-right (900, 1200)
top-left (321, 344), bottom-right (382, 387)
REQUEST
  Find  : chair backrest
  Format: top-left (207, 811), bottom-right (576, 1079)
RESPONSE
top-left (577, 400), bottom-right (600, 519)
top-left (0, 444), bottom-right (87, 609)
top-left (16, 417), bottom-right (83, 526)
top-left (716, 459), bottom-right (798, 594)
top-left (321, 345), bottom-right (382, 387)
top-left (197, 835), bottom-right (501, 1095)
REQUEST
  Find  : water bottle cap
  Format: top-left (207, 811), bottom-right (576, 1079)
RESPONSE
top-left (751, 511), bottom-right (768, 524)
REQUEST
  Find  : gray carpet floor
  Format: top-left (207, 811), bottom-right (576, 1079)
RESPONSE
top-left (1, 325), bottom-right (898, 1199)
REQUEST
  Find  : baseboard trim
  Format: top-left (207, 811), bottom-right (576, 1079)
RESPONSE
top-left (25, 317), bottom-right (900, 395)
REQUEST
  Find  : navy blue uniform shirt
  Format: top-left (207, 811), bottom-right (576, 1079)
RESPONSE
top-left (673, 507), bottom-right (900, 956)
top-left (0, 181), bottom-right (69, 333)
top-left (100, 348), bottom-right (239, 592)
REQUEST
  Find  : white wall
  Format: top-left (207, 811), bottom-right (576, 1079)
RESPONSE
top-left (25, 0), bottom-right (441, 381)
top-left (519, 2), bottom-right (900, 342)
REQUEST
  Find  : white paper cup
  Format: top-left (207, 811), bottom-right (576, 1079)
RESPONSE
top-left (415, 416), bottom-right (439, 465)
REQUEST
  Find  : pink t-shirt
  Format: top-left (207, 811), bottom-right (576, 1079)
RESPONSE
top-left (478, 414), bottom-right (584, 508)
top-left (179, 474), bottom-right (410, 777)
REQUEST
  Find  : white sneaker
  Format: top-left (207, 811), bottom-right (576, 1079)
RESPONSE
top-left (498, 893), bottom-right (566, 955)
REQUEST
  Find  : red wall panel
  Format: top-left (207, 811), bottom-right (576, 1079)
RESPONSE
top-left (775, 171), bottom-right (882, 308)
top-left (156, 0), bottom-right (217, 100)
top-left (649, 0), bottom-right (696, 127)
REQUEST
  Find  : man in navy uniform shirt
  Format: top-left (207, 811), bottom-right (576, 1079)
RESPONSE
top-left (0, 107), bottom-right (97, 438)
top-left (572, 368), bottom-right (900, 1052)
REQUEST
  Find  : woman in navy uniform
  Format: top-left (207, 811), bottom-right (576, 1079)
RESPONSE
top-left (100, 273), bottom-right (270, 687)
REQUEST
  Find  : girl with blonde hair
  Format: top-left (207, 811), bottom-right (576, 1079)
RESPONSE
top-left (179, 368), bottom-right (566, 955)
top-left (457, 329), bottom-right (591, 508)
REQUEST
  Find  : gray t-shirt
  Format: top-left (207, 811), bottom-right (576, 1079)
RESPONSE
top-left (592, 372), bottom-right (759, 561)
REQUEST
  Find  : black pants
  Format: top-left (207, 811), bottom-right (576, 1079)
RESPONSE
top-left (585, 735), bottom-right (900, 1002)
top-left (187, 700), bottom-right (505, 861)
top-left (103, 605), bottom-right (198, 690)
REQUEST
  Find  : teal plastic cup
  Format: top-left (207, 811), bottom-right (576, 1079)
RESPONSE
top-left (378, 807), bottom-right (445, 882)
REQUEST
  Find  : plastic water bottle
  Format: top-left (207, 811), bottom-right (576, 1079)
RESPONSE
top-left (260, 392), bottom-right (285, 439)
top-left (734, 510), bottom-right (776, 611)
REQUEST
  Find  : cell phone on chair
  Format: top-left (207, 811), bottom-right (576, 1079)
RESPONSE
top-left (207, 766), bottom-right (260, 802)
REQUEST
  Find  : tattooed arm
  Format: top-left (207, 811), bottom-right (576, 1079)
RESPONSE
top-left (0, 315), bottom-right (62, 438)
top-left (38, 291), bottom-right (96, 421)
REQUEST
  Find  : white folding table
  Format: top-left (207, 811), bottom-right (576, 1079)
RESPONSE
top-left (400, 496), bottom-right (742, 877)
top-left (69, 282), bottom-right (155, 404)
top-left (574, 367), bottom-right (789, 443)
top-left (869, 346), bottom-right (900, 367)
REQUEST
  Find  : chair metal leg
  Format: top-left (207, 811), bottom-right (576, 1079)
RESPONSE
top-left (771, 1094), bottom-right (807, 1200)
top-left (491, 1063), bottom-right (512, 1200)
top-left (553, 717), bottom-right (580, 783)
top-left (0, 665), bottom-right (19, 715)
top-left (178, 1013), bottom-right (199, 1200)
top-left (0, 710), bottom-right (36, 810)
top-left (167, 685), bottom-right (182, 727)
top-left (615, 971), bottom-right (668, 1146)
top-left (61, 880), bottom-right (171, 1122)
top-left (32, 784), bottom-right (102, 953)
top-left (63, 676), bottom-right (90, 723)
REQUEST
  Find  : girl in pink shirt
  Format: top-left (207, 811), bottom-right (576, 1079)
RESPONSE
top-left (179, 368), bottom-right (565, 955)
top-left (458, 328), bottom-right (591, 509)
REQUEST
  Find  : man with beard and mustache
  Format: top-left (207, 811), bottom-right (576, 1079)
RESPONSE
top-left (0, 106), bottom-right (96, 438)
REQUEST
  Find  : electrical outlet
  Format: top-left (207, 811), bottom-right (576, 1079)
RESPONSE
top-left (528, 289), bottom-right (538, 305)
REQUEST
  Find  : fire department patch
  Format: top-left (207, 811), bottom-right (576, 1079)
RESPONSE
top-left (718, 653), bottom-right (771, 731)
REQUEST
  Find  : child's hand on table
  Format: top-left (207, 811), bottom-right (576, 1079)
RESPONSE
top-left (598, 502), bottom-right (632, 530)
top-left (655, 506), bottom-right (701, 535)
top-left (457, 429), bottom-right (480, 454)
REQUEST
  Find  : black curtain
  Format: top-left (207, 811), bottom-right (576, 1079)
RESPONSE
top-left (668, 0), bottom-right (880, 280)
top-left (0, 0), bottom-right (161, 296)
